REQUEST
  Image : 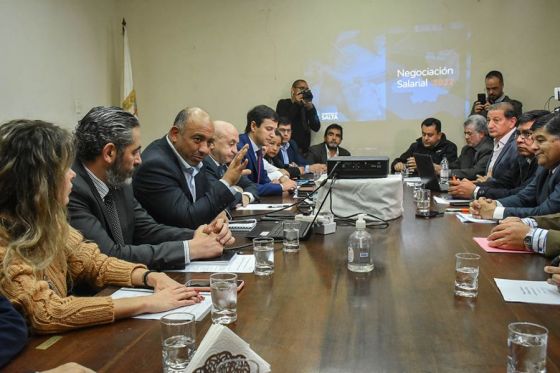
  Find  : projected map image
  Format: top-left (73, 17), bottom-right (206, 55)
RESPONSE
top-left (305, 23), bottom-right (471, 123)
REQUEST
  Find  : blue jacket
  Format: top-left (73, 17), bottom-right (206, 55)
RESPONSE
top-left (0, 295), bottom-right (27, 367)
top-left (238, 133), bottom-right (282, 196)
top-left (481, 132), bottom-right (519, 189)
top-left (498, 166), bottom-right (560, 218)
top-left (281, 140), bottom-right (308, 166)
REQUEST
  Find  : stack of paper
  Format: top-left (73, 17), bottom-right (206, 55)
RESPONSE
top-left (168, 254), bottom-right (256, 273)
top-left (187, 324), bottom-right (270, 373)
top-left (494, 279), bottom-right (560, 305)
top-left (111, 288), bottom-right (212, 321)
top-left (456, 213), bottom-right (496, 224)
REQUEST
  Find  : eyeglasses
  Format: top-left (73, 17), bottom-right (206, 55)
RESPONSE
top-left (515, 130), bottom-right (533, 140)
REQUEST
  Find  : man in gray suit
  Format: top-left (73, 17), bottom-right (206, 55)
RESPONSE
top-left (305, 123), bottom-right (351, 165)
top-left (203, 120), bottom-right (258, 208)
top-left (68, 106), bottom-right (232, 270)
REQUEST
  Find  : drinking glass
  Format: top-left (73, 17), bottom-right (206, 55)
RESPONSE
top-left (415, 188), bottom-right (431, 216)
top-left (282, 221), bottom-right (300, 253)
top-left (253, 237), bottom-right (275, 276)
top-left (160, 312), bottom-right (196, 372)
top-left (507, 322), bottom-right (547, 373)
top-left (454, 253), bottom-right (480, 298)
top-left (210, 272), bottom-right (238, 324)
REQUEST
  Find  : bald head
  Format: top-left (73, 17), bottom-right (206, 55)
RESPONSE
top-left (169, 107), bottom-right (214, 166)
top-left (211, 120), bottom-right (241, 165)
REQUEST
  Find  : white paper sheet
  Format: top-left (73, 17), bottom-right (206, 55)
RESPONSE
top-left (494, 278), bottom-right (560, 305)
top-left (236, 203), bottom-right (293, 211)
top-left (456, 212), bottom-right (496, 224)
top-left (167, 254), bottom-right (256, 273)
top-left (111, 289), bottom-right (212, 320)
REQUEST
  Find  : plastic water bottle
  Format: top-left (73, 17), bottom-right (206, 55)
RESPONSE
top-left (440, 156), bottom-right (449, 185)
top-left (347, 214), bottom-right (374, 272)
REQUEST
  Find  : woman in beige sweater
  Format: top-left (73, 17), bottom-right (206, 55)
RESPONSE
top-left (0, 119), bottom-right (202, 334)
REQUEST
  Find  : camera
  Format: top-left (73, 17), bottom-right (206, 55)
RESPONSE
top-left (300, 89), bottom-right (313, 102)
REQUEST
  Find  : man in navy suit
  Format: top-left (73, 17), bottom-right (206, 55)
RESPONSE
top-left (203, 120), bottom-right (258, 207)
top-left (237, 105), bottom-right (297, 196)
top-left (277, 118), bottom-right (326, 176)
top-left (450, 106), bottom-right (547, 200)
top-left (133, 107), bottom-right (250, 229)
top-left (471, 113), bottom-right (560, 219)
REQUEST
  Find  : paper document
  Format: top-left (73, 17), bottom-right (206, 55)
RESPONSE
top-left (433, 195), bottom-right (471, 205)
top-left (168, 254), bottom-right (256, 273)
top-left (456, 213), bottom-right (496, 224)
top-left (111, 288), bottom-right (212, 320)
top-left (473, 237), bottom-right (533, 254)
top-left (494, 278), bottom-right (560, 305)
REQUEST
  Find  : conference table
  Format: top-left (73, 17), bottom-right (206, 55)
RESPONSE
top-left (6, 185), bottom-right (560, 372)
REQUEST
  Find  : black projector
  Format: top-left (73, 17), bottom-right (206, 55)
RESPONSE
top-left (327, 156), bottom-right (389, 179)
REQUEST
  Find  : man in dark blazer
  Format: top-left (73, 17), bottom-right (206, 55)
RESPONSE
top-left (238, 105), bottom-right (297, 196)
top-left (472, 113), bottom-right (560, 219)
top-left (133, 107), bottom-right (249, 229)
top-left (306, 123), bottom-right (351, 165)
top-left (203, 120), bottom-right (258, 208)
top-left (445, 115), bottom-right (493, 180)
top-left (69, 106), bottom-right (231, 270)
top-left (277, 118), bottom-right (326, 176)
top-left (470, 70), bottom-right (522, 118)
top-left (450, 109), bottom-right (549, 199)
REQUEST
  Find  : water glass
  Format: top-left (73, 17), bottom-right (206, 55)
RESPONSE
top-left (411, 182), bottom-right (424, 201)
top-left (415, 188), bottom-right (431, 216)
top-left (283, 221), bottom-right (300, 253)
top-left (454, 253), bottom-right (480, 298)
top-left (160, 312), bottom-right (196, 372)
top-left (507, 322), bottom-right (547, 373)
top-left (210, 272), bottom-right (238, 324)
top-left (253, 237), bottom-right (275, 276)
top-left (216, 358), bottom-right (260, 373)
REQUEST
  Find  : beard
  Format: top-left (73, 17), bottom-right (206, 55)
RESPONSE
top-left (106, 155), bottom-right (134, 189)
top-left (326, 142), bottom-right (339, 150)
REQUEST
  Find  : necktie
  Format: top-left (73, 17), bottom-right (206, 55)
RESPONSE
top-left (104, 189), bottom-right (125, 245)
top-left (185, 167), bottom-right (197, 201)
top-left (256, 149), bottom-right (263, 184)
top-left (218, 164), bottom-right (227, 178)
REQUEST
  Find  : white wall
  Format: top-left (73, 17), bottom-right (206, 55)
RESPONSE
top-left (1, 0), bottom-right (559, 160)
top-left (0, 0), bottom-right (119, 129)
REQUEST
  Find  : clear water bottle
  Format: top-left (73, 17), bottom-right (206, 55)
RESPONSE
top-left (347, 214), bottom-right (374, 272)
top-left (440, 156), bottom-right (449, 185)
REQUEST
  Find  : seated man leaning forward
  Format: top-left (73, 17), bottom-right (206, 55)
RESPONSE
top-left (0, 119), bottom-right (202, 335)
top-left (69, 106), bottom-right (232, 270)
top-left (449, 109), bottom-right (549, 200)
top-left (438, 115), bottom-right (493, 180)
top-left (470, 113), bottom-right (560, 220)
top-left (133, 107), bottom-right (249, 228)
top-left (391, 117), bottom-right (457, 174)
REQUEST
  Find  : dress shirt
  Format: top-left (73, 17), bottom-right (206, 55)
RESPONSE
top-left (166, 136), bottom-right (202, 200)
top-left (521, 217), bottom-right (548, 254)
top-left (324, 144), bottom-right (340, 160)
top-left (84, 165), bottom-right (191, 263)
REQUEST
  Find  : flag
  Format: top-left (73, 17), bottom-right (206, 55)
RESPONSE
top-left (122, 18), bottom-right (137, 116)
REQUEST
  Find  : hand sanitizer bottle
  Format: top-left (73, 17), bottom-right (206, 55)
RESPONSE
top-left (347, 214), bottom-right (374, 272)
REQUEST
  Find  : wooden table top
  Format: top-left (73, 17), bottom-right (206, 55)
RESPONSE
top-left (6, 187), bottom-right (560, 372)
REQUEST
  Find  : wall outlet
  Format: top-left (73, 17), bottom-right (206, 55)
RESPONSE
top-left (554, 87), bottom-right (560, 101)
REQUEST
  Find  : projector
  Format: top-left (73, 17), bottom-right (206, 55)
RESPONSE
top-left (327, 156), bottom-right (389, 179)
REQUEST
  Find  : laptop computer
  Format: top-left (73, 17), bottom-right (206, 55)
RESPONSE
top-left (413, 153), bottom-right (449, 192)
top-left (240, 220), bottom-right (313, 241)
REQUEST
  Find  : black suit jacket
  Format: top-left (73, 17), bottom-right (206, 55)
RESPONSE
top-left (477, 156), bottom-right (538, 199)
top-left (132, 137), bottom-right (235, 229)
top-left (202, 155), bottom-right (259, 207)
top-left (305, 143), bottom-right (351, 164)
top-left (68, 161), bottom-right (191, 270)
top-left (449, 136), bottom-right (493, 180)
top-left (276, 99), bottom-right (321, 153)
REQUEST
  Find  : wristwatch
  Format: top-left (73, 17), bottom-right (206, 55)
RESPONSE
top-left (523, 229), bottom-right (534, 250)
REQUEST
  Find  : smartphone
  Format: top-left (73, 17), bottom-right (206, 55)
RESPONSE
top-left (185, 279), bottom-right (245, 292)
top-left (477, 93), bottom-right (486, 104)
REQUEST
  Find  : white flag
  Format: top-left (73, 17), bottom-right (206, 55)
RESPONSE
top-left (122, 19), bottom-right (137, 116)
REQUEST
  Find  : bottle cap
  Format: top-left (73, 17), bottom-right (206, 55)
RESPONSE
top-left (356, 214), bottom-right (366, 229)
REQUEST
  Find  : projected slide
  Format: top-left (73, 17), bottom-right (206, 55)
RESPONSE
top-left (305, 23), bottom-right (471, 122)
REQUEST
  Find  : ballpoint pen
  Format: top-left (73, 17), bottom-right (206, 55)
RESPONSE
top-left (445, 208), bottom-right (470, 213)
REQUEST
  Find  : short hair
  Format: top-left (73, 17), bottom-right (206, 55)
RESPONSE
top-left (245, 105), bottom-right (279, 133)
top-left (518, 110), bottom-right (551, 127)
top-left (75, 106), bottom-right (139, 162)
top-left (488, 102), bottom-right (516, 119)
top-left (464, 115), bottom-right (487, 134)
top-left (278, 117), bottom-right (292, 127)
top-left (485, 70), bottom-right (504, 85)
top-left (534, 113), bottom-right (559, 134)
top-left (421, 118), bottom-right (442, 133)
top-left (273, 129), bottom-right (283, 140)
top-left (324, 123), bottom-right (343, 139)
top-left (172, 107), bottom-right (209, 133)
top-left (291, 79), bottom-right (307, 88)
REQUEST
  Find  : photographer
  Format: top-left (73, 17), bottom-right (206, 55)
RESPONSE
top-left (276, 79), bottom-right (321, 154)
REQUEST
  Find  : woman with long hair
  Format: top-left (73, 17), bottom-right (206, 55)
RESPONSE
top-left (0, 119), bottom-right (202, 334)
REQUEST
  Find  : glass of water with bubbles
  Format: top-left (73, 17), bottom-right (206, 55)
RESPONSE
top-left (507, 322), bottom-right (547, 373)
top-left (160, 312), bottom-right (196, 372)
top-left (210, 272), bottom-right (238, 325)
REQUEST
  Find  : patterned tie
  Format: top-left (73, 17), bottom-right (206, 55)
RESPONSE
top-left (256, 149), bottom-right (263, 184)
top-left (104, 189), bottom-right (125, 245)
top-left (185, 167), bottom-right (197, 201)
top-left (218, 164), bottom-right (227, 178)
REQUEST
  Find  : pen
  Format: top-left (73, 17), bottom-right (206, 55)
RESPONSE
top-left (445, 208), bottom-right (469, 213)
